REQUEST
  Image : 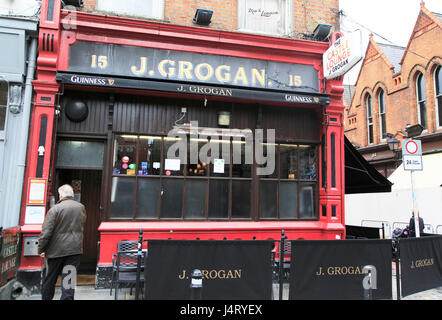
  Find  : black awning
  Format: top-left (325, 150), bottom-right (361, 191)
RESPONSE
top-left (345, 136), bottom-right (392, 194)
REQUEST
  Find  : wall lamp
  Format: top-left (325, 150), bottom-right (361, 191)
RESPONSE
top-left (193, 9), bottom-right (213, 26)
top-left (303, 24), bottom-right (332, 42)
top-left (405, 124), bottom-right (424, 138)
top-left (62, 0), bottom-right (84, 8)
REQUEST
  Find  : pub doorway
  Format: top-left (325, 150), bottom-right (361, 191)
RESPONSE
top-left (55, 168), bottom-right (102, 274)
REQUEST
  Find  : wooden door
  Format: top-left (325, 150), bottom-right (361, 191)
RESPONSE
top-left (56, 169), bottom-right (102, 273)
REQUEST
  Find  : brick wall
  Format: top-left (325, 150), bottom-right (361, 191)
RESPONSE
top-left (344, 6), bottom-right (442, 151)
top-left (79, 0), bottom-right (339, 37)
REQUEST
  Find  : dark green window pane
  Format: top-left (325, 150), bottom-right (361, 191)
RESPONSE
top-left (185, 180), bottom-right (207, 219)
top-left (300, 184), bottom-right (315, 218)
top-left (232, 180), bottom-right (251, 218)
top-left (57, 140), bottom-right (104, 169)
top-left (208, 180), bottom-right (229, 218)
top-left (136, 178), bottom-right (159, 218)
top-left (280, 182), bottom-right (297, 219)
top-left (161, 179), bottom-right (183, 218)
top-left (259, 181), bottom-right (277, 218)
top-left (109, 177), bottom-right (135, 218)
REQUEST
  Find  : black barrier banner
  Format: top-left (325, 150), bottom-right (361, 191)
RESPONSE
top-left (289, 240), bottom-right (392, 300)
top-left (145, 240), bottom-right (273, 300)
top-left (400, 236), bottom-right (442, 297)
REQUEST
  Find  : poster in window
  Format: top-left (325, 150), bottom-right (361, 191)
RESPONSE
top-left (27, 178), bottom-right (47, 205)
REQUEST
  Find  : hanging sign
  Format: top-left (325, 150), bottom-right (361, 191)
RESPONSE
top-left (323, 30), bottom-right (363, 79)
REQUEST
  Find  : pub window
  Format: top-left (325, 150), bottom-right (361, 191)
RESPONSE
top-left (238, 0), bottom-right (294, 37)
top-left (378, 89), bottom-right (387, 140)
top-left (416, 72), bottom-right (427, 129)
top-left (0, 82), bottom-right (8, 135)
top-left (259, 143), bottom-right (318, 220)
top-left (96, 0), bottom-right (164, 20)
top-left (366, 94), bottom-right (373, 144)
top-left (434, 66), bottom-right (442, 128)
top-left (109, 134), bottom-right (318, 221)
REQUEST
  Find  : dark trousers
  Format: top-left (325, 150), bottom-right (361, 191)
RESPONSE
top-left (41, 254), bottom-right (81, 300)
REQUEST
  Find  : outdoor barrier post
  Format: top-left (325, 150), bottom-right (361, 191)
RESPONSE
top-left (190, 269), bottom-right (203, 300)
top-left (395, 241), bottom-right (401, 300)
top-left (135, 228), bottom-right (143, 300)
top-left (362, 265), bottom-right (376, 300)
top-left (279, 230), bottom-right (285, 300)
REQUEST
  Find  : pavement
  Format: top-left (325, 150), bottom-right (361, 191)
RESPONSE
top-left (15, 280), bottom-right (442, 300)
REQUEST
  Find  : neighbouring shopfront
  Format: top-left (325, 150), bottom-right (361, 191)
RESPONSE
top-left (18, 0), bottom-right (347, 288)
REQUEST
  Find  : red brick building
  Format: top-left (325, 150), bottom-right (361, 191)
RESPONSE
top-left (344, 3), bottom-right (442, 177)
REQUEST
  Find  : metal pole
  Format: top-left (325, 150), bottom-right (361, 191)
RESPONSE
top-left (395, 243), bottom-right (401, 300)
top-left (410, 170), bottom-right (420, 238)
top-left (135, 228), bottom-right (143, 300)
top-left (278, 230), bottom-right (285, 300)
top-left (190, 269), bottom-right (203, 300)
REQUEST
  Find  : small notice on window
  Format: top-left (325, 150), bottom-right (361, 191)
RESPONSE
top-left (214, 158), bottom-right (225, 174)
top-left (24, 206), bottom-right (45, 224)
top-left (165, 159), bottom-right (181, 171)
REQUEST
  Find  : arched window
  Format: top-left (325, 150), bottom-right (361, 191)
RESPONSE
top-left (378, 89), bottom-right (386, 139)
top-left (434, 66), bottom-right (442, 128)
top-left (366, 94), bottom-right (373, 144)
top-left (416, 72), bottom-right (427, 129)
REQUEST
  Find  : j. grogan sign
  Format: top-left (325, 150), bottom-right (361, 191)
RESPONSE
top-left (67, 41), bottom-right (320, 93)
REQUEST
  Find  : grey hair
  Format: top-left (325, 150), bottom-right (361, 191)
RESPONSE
top-left (58, 184), bottom-right (74, 198)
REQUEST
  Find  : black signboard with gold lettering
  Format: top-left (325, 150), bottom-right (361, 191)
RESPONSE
top-left (68, 41), bottom-right (319, 93)
top-left (289, 239), bottom-right (392, 300)
top-left (400, 236), bottom-right (442, 297)
top-left (144, 240), bottom-right (273, 300)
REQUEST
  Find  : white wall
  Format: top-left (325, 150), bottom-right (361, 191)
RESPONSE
top-left (0, 0), bottom-right (40, 16)
top-left (345, 153), bottom-right (442, 236)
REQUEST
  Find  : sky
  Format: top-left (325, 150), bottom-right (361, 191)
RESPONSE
top-left (339, 0), bottom-right (442, 84)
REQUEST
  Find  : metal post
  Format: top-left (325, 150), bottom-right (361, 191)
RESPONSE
top-left (278, 230), bottom-right (285, 300)
top-left (410, 171), bottom-right (420, 238)
top-left (135, 228), bottom-right (143, 300)
top-left (395, 241), bottom-right (401, 300)
top-left (190, 269), bottom-right (203, 300)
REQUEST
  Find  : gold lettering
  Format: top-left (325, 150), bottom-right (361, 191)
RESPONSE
top-left (131, 57), bottom-right (147, 75)
top-left (234, 269), bottom-right (242, 279)
top-left (218, 270), bottom-right (226, 279)
top-left (251, 68), bottom-right (266, 86)
top-left (201, 270), bottom-right (209, 279)
top-left (233, 67), bottom-right (248, 85)
top-left (178, 270), bottom-right (186, 279)
top-left (158, 59), bottom-right (176, 77)
top-left (209, 270), bottom-right (218, 279)
top-left (215, 65), bottom-right (231, 82)
top-left (178, 61), bottom-right (193, 80)
top-left (195, 63), bottom-right (214, 81)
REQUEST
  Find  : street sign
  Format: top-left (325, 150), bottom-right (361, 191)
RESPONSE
top-left (402, 139), bottom-right (422, 156)
top-left (402, 139), bottom-right (423, 171)
top-left (403, 155), bottom-right (423, 171)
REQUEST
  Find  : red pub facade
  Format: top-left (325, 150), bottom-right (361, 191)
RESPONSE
top-left (18, 0), bottom-right (345, 287)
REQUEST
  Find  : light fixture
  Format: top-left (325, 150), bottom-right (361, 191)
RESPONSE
top-left (193, 9), bottom-right (213, 26)
top-left (311, 24), bottom-right (332, 42)
top-left (218, 111), bottom-right (230, 127)
top-left (62, 0), bottom-right (84, 7)
top-left (65, 99), bottom-right (88, 122)
top-left (387, 136), bottom-right (400, 153)
top-left (406, 124), bottom-right (424, 138)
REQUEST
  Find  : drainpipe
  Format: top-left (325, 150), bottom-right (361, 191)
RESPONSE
top-left (10, 36), bottom-right (38, 227)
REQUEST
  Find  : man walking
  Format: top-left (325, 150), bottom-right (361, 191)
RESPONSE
top-left (38, 184), bottom-right (86, 300)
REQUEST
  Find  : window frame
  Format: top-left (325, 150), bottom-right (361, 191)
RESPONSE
top-left (366, 94), bottom-right (374, 145)
top-left (237, 0), bottom-right (294, 37)
top-left (108, 133), bottom-right (319, 221)
top-left (416, 72), bottom-right (427, 130)
top-left (434, 65), bottom-right (442, 129)
top-left (378, 89), bottom-right (387, 141)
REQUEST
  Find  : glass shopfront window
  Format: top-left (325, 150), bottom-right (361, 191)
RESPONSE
top-left (109, 134), bottom-right (318, 220)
